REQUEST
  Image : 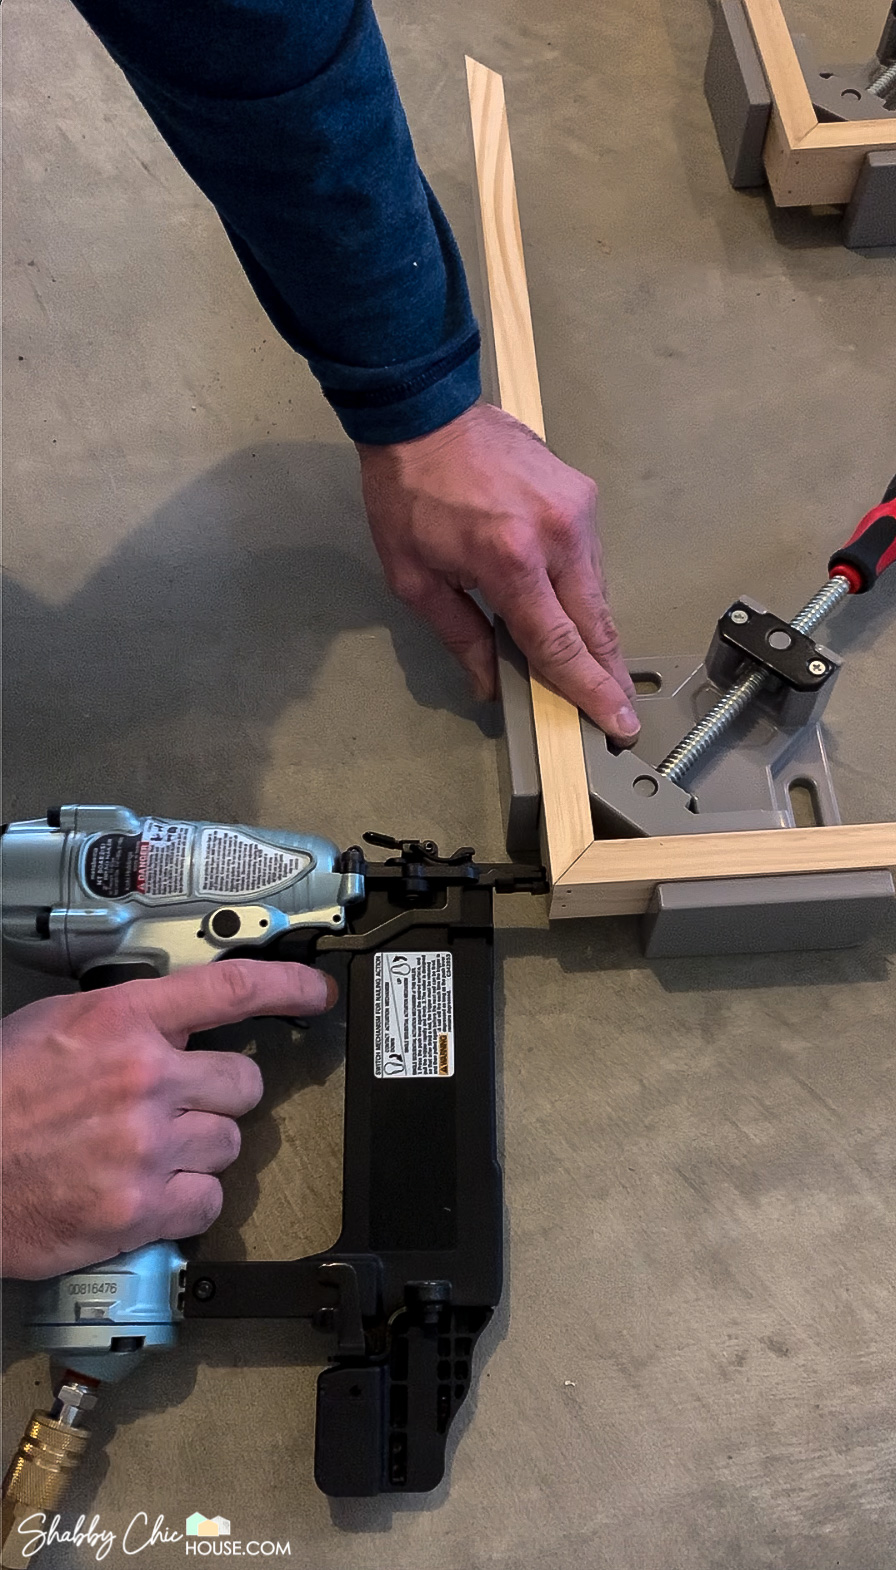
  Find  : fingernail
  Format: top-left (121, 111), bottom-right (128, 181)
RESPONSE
top-left (614, 703), bottom-right (640, 738)
top-left (323, 974), bottom-right (339, 1009)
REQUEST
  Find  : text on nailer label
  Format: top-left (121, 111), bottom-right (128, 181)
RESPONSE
top-left (198, 827), bottom-right (310, 897)
top-left (373, 951), bottom-right (454, 1078)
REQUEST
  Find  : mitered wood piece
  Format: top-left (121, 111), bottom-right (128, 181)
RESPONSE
top-left (554, 824), bottom-right (896, 920)
top-left (467, 52), bottom-right (895, 926)
top-left (742, 0), bottom-right (896, 207)
top-left (465, 57), bottom-right (545, 439)
top-left (466, 56), bottom-right (593, 885)
top-left (766, 122), bottom-right (896, 207)
top-left (741, 0), bottom-right (816, 143)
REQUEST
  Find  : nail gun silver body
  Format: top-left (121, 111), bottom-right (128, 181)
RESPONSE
top-left (1, 806), bottom-right (365, 981)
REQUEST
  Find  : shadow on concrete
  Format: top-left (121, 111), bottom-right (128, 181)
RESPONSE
top-left (497, 905), bottom-right (896, 991)
top-left (0, 438), bottom-right (494, 871)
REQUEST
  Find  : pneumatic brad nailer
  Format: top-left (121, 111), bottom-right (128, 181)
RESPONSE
top-left (0, 807), bottom-right (545, 1564)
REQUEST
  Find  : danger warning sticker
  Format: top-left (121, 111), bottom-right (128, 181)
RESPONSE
top-left (83, 820), bottom-right (190, 899)
top-left (373, 951), bottom-right (454, 1079)
top-left (136, 820), bottom-right (190, 897)
top-left (81, 819), bottom-right (311, 902)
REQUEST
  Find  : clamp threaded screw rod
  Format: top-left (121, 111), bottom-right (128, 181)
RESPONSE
top-left (869, 58), bottom-right (896, 97)
top-left (655, 574), bottom-right (851, 786)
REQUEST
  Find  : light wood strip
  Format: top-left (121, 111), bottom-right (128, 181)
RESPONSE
top-left (766, 118), bottom-right (896, 207)
top-left (466, 56), bottom-right (593, 883)
top-left (553, 824), bottom-right (896, 919)
top-left (741, 0), bottom-right (817, 144)
top-left (807, 121), bottom-right (896, 150)
top-left (465, 57), bottom-right (545, 438)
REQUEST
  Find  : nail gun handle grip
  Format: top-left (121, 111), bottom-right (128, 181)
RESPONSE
top-left (828, 478), bottom-right (896, 592)
top-left (79, 963), bottom-right (161, 990)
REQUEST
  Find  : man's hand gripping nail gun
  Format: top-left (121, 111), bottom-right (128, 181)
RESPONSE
top-left (1, 810), bottom-right (545, 1562)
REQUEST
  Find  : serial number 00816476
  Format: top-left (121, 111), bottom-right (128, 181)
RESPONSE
top-left (66, 1281), bottom-right (118, 1294)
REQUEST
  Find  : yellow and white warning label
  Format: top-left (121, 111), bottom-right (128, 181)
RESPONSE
top-left (373, 951), bottom-right (454, 1078)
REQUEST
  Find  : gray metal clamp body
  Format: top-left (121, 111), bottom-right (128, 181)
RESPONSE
top-left (496, 622), bottom-right (895, 956)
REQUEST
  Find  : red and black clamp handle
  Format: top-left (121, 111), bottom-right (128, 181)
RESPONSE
top-left (828, 475), bottom-right (896, 593)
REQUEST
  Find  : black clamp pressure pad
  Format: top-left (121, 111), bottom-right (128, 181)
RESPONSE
top-left (718, 602), bottom-right (834, 691)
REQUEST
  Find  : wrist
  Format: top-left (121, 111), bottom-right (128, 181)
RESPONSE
top-left (355, 402), bottom-right (481, 469)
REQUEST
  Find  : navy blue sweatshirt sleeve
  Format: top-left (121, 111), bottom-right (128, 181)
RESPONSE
top-left (69, 0), bottom-right (482, 443)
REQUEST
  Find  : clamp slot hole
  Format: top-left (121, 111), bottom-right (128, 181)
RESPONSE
top-left (788, 779), bottom-right (821, 828)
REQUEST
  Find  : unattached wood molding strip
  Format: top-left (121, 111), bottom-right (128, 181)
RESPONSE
top-left (554, 824), bottom-right (896, 920)
top-left (466, 56), bottom-right (593, 884)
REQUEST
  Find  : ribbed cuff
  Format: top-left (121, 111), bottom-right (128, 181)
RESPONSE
top-left (312, 331), bottom-right (482, 445)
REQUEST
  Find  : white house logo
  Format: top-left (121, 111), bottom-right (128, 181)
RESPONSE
top-left (182, 1511), bottom-right (291, 1557)
top-left (186, 1514), bottom-right (231, 1537)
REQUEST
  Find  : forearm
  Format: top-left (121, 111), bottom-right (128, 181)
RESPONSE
top-left (70, 0), bottom-right (481, 441)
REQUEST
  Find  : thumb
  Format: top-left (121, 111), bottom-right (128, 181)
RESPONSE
top-left (121, 960), bottom-right (337, 1043)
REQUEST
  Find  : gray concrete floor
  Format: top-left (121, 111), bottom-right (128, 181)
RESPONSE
top-left (3, 1), bottom-right (896, 1566)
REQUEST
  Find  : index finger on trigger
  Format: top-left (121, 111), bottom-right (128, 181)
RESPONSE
top-left (127, 960), bottom-right (338, 1045)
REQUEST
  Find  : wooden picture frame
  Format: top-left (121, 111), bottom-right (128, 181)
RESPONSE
top-left (466, 56), bottom-right (896, 921)
top-left (743, 0), bottom-right (896, 206)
